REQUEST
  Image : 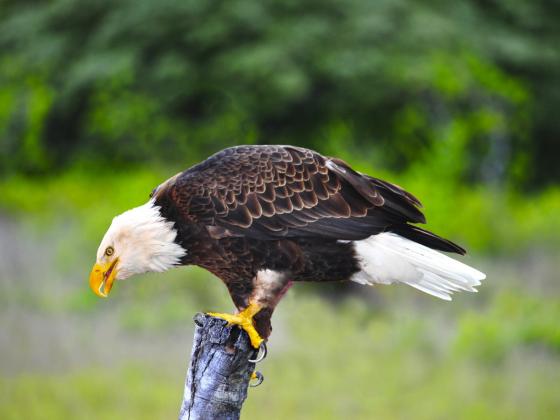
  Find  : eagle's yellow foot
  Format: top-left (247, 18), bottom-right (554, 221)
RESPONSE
top-left (208, 302), bottom-right (264, 349)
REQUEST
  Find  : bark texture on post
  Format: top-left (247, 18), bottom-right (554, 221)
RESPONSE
top-left (179, 313), bottom-right (259, 420)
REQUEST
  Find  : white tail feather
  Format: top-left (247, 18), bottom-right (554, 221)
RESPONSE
top-left (351, 233), bottom-right (486, 300)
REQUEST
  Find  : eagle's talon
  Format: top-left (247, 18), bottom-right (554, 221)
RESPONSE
top-left (249, 370), bottom-right (264, 387)
top-left (249, 341), bottom-right (267, 363)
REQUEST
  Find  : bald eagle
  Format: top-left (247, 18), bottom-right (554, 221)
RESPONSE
top-left (90, 145), bottom-right (485, 348)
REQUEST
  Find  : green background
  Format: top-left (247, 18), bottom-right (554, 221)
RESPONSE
top-left (1, 1), bottom-right (559, 418)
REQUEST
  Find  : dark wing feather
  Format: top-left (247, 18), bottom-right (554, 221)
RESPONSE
top-left (154, 145), bottom-right (464, 254)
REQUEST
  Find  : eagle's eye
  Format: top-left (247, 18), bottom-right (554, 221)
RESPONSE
top-left (105, 246), bottom-right (115, 257)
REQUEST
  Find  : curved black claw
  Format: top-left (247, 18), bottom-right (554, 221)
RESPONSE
top-left (248, 341), bottom-right (267, 363)
top-left (249, 371), bottom-right (264, 387)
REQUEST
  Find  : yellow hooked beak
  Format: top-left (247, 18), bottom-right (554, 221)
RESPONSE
top-left (89, 259), bottom-right (119, 298)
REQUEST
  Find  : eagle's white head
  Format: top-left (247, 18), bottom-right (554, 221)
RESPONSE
top-left (89, 200), bottom-right (186, 297)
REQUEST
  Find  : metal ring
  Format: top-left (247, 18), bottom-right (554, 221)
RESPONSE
top-left (249, 371), bottom-right (264, 387)
top-left (248, 342), bottom-right (267, 363)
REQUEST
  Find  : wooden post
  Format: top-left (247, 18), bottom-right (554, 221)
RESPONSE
top-left (179, 313), bottom-right (263, 420)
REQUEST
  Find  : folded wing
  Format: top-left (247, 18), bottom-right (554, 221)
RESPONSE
top-left (155, 145), bottom-right (464, 254)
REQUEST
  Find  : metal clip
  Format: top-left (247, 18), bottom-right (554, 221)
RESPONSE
top-left (248, 341), bottom-right (267, 363)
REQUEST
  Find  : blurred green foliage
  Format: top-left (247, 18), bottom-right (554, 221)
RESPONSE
top-left (1, 0), bottom-right (559, 252)
top-left (1, 0), bottom-right (560, 186)
top-left (1, 1), bottom-right (560, 419)
top-left (456, 292), bottom-right (560, 362)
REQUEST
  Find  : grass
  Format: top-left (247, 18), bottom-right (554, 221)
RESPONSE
top-left (2, 292), bottom-right (559, 420)
top-left (0, 366), bottom-right (182, 420)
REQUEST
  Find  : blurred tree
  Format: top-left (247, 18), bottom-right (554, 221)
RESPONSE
top-left (0, 0), bottom-right (558, 187)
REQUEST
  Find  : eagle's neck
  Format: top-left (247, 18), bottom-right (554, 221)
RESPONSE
top-left (152, 193), bottom-right (198, 264)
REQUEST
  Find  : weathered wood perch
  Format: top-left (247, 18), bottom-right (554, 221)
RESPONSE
top-left (179, 313), bottom-right (264, 420)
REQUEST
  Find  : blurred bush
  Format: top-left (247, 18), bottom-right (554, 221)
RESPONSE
top-left (1, 0), bottom-right (560, 188)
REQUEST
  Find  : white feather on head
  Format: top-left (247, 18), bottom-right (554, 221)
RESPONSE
top-left (96, 200), bottom-right (186, 280)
